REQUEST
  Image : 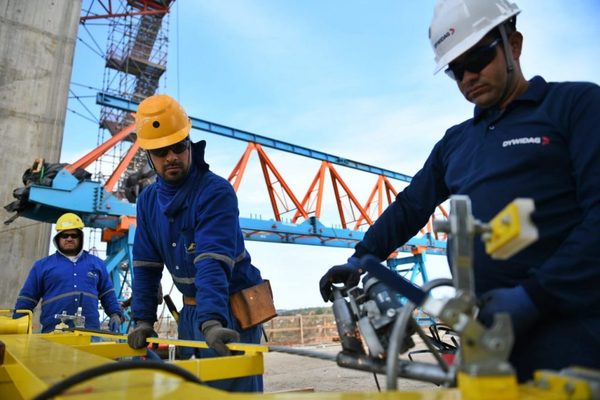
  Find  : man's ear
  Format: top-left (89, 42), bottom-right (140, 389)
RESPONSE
top-left (509, 31), bottom-right (523, 60)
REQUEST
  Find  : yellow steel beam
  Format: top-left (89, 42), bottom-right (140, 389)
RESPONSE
top-left (0, 333), bottom-right (221, 399)
top-left (72, 342), bottom-right (147, 359)
top-left (146, 337), bottom-right (269, 354)
top-left (175, 353), bottom-right (264, 382)
top-left (1, 332), bottom-right (598, 399)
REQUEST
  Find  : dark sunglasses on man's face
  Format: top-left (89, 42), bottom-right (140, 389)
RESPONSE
top-left (59, 233), bottom-right (80, 239)
top-left (445, 38), bottom-right (501, 82)
top-left (148, 139), bottom-right (190, 158)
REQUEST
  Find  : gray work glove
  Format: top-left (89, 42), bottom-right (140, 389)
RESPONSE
top-left (127, 320), bottom-right (158, 349)
top-left (201, 320), bottom-right (240, 356)
top-left (108, 313), bottom-right (123, 333)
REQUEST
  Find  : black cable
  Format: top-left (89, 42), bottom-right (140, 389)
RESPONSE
top-left (80, 23), bottom-right (105, 57)
top-left (261, 325), bottom-right (269, 343)
top-left (32, 360), bottom-right (202, 400)
top-left (69, 88), bottom-right (99, 123)
top-left (66, 107), bottom-right (98, 124)
top-left (373, 372), bottom-right (381, 391)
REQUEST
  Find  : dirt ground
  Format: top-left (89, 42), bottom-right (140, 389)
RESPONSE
top-left (263, 342), bottom-right (440, 393)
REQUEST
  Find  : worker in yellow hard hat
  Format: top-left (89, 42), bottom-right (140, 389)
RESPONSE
top-left (14, 213), bottom-right (123, 333)
top-left (319, 0), bottom-right (600, 382)
top-left (128, 95), bottom-right (270, 392)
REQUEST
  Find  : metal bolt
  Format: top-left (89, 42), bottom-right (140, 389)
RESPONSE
top-left (564, 381), bottom-right (575, 395)
top-left (536, 378), bottom-right (550, 390)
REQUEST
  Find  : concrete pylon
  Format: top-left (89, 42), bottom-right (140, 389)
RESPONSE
top-left (0, 0), bottom-right (81, 311)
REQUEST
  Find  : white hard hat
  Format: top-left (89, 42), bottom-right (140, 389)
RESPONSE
top-left (429, 0), bottom-right (521, 73)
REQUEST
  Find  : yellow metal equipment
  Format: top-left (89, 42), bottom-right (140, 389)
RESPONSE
top-left (484, 198), bottom-right (538, 259)
top-left (1, 198), bottom-right (598, 399)
top-left (0, 310), bottom-right (32, 335)
top-left (1, 330), bottom-right (599, 399)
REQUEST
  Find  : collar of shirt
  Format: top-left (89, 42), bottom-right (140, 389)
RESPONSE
top-left (473, 75), bottom-right (549, 122)
top-left (57, 249), bottom-right (83, 262)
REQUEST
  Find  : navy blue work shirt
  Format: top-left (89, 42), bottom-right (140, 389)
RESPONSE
top-left (355, 76), bottom-right (600, 319)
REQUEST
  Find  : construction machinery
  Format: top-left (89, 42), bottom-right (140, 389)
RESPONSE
top-left (4, 99), bottom-right (448, 330)
top-left (2, 195), bottom-right (598, 399)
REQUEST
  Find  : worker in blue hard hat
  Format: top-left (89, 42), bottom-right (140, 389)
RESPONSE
top-left (128, 94), bottom-right (272, 393)
top-left (14, 213), bottom-right (123, 333)
top-left (319, 0), bottom-right (600, 382)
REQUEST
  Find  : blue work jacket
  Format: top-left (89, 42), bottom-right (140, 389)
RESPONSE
top-left (132, 140), bottom-right (263, 328)
top-left (354, 76), bottom-right (600, 319)
top-left (14, 251), bottom-right (122, 333)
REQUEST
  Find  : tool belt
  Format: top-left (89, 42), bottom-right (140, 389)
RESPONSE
top-left (182, 280), bottom-right (277, 330)
top-left (230, 280), bottom-right (277, 330)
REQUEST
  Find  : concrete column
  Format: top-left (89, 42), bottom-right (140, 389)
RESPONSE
top-left (0, 0), bottom-right (81, 310)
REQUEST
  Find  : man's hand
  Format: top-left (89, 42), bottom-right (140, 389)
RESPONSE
top-left (127, 321), bottom-right (158, 349)
top-left (202, 320), bottom-right (240, 356)
top-left (318, 257), bottom-right (363, 302)
top-left (108, 313), bottom-right (123, 333)
top-left (478, 286), bottom-right (540, 338)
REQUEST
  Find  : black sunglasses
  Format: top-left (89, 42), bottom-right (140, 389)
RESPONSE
top-left (445, 38), bottom-right (501, 81)
top-left (59, 232), bottom-right (81, 239)
top-left (148, 139), bottom-right (190, 158)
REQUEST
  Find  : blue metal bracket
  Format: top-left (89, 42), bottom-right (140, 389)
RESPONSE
top-left (96, 92), bottom-right (413, 183)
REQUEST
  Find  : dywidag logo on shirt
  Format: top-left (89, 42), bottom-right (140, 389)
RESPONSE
top-left (502, 136), bottom-right (550, 148)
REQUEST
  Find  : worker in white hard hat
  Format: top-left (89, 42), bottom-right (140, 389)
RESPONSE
top-left (127, 94), bottom-right (268, 392)
top-left (320, 0), bottom-right (600, 382)
top-left (14, 213), bottom-right (123, 333)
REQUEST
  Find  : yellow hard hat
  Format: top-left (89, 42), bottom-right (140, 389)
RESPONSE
top-left (55, 213), bottom-right (84, 231)
top-left (135, 94), bottom-right (192, 150)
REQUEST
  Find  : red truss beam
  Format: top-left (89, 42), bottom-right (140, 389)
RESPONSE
top-left (66, 123), bottom-right (136, 175)
top-left (227, 147), bottom-right (448, 235)
top-left (80, 0), bottom-right (172, 22)
top-left (228, 143), bottom-right (309, 222)
top-left (104, 140), bottom-right (140, 193)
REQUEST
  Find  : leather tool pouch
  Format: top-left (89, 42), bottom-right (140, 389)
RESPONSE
top-left (230, 280), bottom-right (277, 329)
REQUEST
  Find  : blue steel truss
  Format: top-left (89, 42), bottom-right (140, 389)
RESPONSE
top-left (17, 94), bottom-right (446, 307)
top-left (97, 92), bottom-right (413, 183)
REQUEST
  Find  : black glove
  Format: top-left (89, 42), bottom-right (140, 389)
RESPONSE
top-left (319, 257), bottom-right (363, 302)
top-left (202, 320), bottom-right (240, 356)
top-left (478, 286), bottom-right (540, 338)
top-left (127, 320), bottom-right (158, 349)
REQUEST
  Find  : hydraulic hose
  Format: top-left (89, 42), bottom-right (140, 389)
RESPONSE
top-left (32, 360), bottom-right (202, 400)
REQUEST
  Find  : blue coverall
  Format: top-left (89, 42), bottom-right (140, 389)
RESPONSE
top-left (353, 76), bottom-right (600, 381)
top-left (132, 140), bottom-right (264, 392)
top-left (14, 248), bottom-right (122, 333)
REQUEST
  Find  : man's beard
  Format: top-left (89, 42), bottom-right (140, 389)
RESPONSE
top-left (160, 161), bottom-right (189, 184)
top-left (60, 244), bottom-right (80, 256)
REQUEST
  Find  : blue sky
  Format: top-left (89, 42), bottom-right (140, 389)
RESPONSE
top-left (64, 1), bottom-right (600, 310)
